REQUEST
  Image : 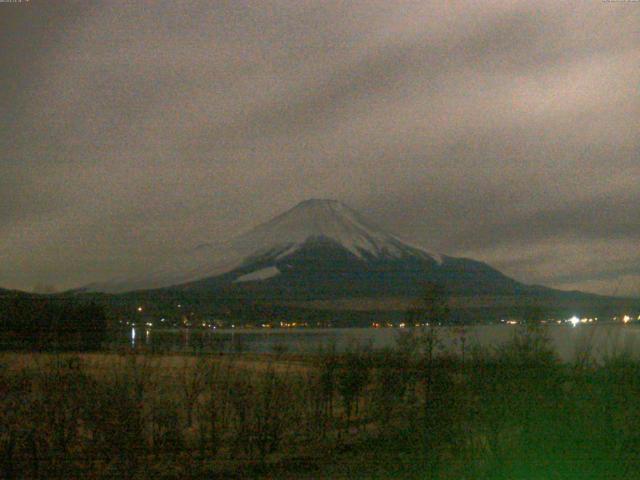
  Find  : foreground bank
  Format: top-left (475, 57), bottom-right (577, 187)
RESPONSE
top-left (2, 326), bottom-right (640, 479)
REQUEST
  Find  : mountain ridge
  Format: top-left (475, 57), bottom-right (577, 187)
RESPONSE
top-left (83, 199), bottom-right (626, 307)
top-left (88, 198), bottom-right (446, 293)
top-left (81, 200), bottom-right (559, 306)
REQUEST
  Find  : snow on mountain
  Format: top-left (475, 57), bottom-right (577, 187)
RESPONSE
top-left (233, 266), bottom-right (281, 283)
top-left (86, 199), bottom-right (444, 293)
top-left (233, 199), bottom-right (436, 261)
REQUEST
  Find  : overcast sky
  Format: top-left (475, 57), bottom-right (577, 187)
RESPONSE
top-left (1, 1), bottom-right (639, 295)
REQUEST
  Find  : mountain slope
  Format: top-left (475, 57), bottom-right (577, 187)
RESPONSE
top-left (87, 198), bottom-right (559, 301)
top-left (82, 198), bottom-right (639, 318)
top-left (179, 235), bottom-right (535, 299)
top-left (89, 198), bottom-right (445, 293)
top-left (231, 198), bottom-right (440, 262)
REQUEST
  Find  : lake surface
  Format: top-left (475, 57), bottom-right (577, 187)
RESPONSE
top-left (119, 323), bottom-right (640, 362)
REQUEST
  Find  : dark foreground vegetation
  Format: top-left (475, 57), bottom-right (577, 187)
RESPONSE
top-left (0, 297), bottom-right (107, 351)
top-left (1, 326), bottom-right (640, 479)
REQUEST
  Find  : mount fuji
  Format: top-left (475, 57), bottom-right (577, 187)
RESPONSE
top-left (88, 199), bottom-right (544, 299)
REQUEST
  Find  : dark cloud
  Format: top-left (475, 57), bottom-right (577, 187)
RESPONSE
top-left (1, 1), bottom-right (639, 295)
top-left (447, 190), bottom-right (640, 250)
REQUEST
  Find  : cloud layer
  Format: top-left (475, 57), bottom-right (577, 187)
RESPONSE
top-left (1, 1), bottom-right (639, 295)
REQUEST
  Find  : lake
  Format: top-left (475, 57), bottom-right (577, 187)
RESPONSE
top-left (119, 323), bottom-right (640, 362)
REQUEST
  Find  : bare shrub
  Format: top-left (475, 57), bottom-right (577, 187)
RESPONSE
top-left (83, 353), bottom-right (153, 479)
top-left (252, 365), bottom-right (293, 462)
top-left (150, 396), bottom-right (183, 454)
top-left (309, 346), bottom-right (339, 438)
top-left (229, 373), bottom-right (255, 457)
top-left (0, 361), bottom-right (35, 478)
top-left (336, 347), bottom-right (371, 435)
top-left (178, 355), bottom-right (209, 428)
top-left (371, 347), bottom-right (415, 430)
top-left (196, 360), bottom-right (234, 460)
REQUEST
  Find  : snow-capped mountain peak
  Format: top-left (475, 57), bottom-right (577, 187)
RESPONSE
top-left (232, 199), bottom-right (420, 260)
top-left (85, 199), bottom-right (444, 292)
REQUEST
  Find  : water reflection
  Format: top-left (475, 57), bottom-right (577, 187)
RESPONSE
top-left (116, 324), bottom-right (640, 361)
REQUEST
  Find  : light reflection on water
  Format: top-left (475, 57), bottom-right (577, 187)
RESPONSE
top-left (122, 324), bottom-right (640, 361)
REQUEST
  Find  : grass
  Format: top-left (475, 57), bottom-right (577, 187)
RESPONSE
top-left (2, 325), bottom-right (640, 479)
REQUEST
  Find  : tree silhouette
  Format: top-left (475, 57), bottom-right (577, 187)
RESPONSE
top-left (405, 282), bottom-right (450, 327)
